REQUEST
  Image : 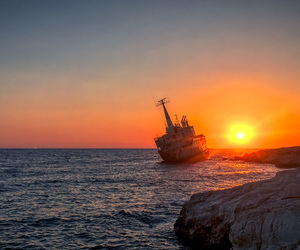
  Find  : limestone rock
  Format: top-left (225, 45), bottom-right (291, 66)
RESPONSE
top-left (174, 168), bottom-right (300, 249)
top-left (235, 146), bottom-right (300, 168)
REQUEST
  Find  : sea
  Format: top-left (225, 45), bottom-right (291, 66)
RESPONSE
top-left (0, 149), bottom-right (281, 249)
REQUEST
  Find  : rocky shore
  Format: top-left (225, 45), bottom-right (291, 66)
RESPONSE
top-left (174, 168), bottom-right (300, 249)
top-left (234, 146), bottom-right (300, 168)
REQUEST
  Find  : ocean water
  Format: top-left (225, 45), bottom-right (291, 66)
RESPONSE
top-left (0, 149), bottom-right (281, 249)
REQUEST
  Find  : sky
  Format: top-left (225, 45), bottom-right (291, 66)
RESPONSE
top-left (0, 0), bottom-right (300, 148)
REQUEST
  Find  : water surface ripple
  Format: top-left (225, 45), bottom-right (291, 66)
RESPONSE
top-left (0, 149), bottom-right (281, 249)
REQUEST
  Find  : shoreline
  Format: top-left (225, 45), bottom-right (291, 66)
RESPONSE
top-left (232, 146), bottom-right (300, 168)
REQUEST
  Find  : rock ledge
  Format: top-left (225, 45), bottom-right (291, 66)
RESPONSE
top-left (174, 168), bottom-right (300, 250)
top-left (236, 146), bottom-right (300, 168)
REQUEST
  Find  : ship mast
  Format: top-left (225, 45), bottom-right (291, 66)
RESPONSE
top-left (157, 98), bottom-right (174, 131)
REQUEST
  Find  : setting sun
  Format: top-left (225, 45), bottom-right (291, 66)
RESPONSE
top-left (237, 132), bottom-right (245, 139)
top-left (228, 124), bottom-right (254, 144)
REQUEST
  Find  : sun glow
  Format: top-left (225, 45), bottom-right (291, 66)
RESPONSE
top-left (228, 124), bottom-right (254, 145)
top-left (237, 131), bottom-right (245, 139)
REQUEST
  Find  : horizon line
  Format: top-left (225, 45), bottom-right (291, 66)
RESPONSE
top-left (1, 146), bottom-right (298, 150)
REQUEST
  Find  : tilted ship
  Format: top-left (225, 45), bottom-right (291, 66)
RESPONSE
top-left (154, 98), bottom-right (209, 162)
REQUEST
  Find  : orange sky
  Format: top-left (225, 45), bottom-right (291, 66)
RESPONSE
top-left (1, 69), bottom-right (299, 148)
top-left (0, 1), bottom-right (299, 148)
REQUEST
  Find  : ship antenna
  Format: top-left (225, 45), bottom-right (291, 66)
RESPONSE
top-left (156, 97), bottom-right (168, 106)
top-left (175, 114), bottom-right (180, 126)
top-left (156, 98), bottom-right (174, 131)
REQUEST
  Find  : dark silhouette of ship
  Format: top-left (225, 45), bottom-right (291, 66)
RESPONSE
top-left (154, 98), bottom-right (209, 162)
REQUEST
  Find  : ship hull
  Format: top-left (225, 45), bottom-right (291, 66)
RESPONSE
top-left (158, 148), bottom-right (209, 163)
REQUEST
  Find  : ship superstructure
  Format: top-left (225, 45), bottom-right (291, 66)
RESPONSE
top-left (154, 98), bottom-right (209, 162)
